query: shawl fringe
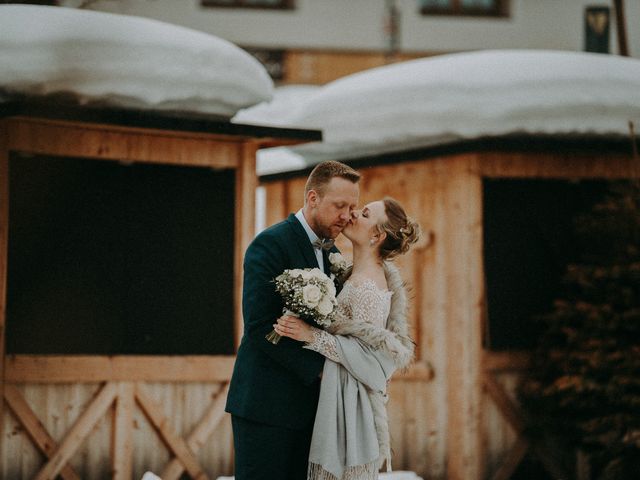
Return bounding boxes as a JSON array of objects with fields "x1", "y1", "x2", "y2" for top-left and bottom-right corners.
[{"x1": 308, "y1": 461, "x2": 378, "y2": 480}]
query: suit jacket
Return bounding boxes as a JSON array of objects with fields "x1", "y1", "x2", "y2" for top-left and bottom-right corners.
[{"x1": 225, "y1": 213, "x2": 338, "y2": 430}]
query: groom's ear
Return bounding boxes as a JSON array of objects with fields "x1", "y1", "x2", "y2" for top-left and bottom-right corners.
[{"x1": 306, "y1": 189, "x2": 319, "y2": 207}]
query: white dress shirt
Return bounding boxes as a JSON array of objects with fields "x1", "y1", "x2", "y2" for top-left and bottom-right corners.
[{"x1": 295, "y1": 209, "x2": 325, "y2": 273}]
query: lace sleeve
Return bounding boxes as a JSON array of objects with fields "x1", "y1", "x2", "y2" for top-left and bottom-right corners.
[
  {"x1": 303, "y1": 328, "x2": 341, "y2": 363},
  {"x1": 348, "y1": 280, "x2": 392, "y2": 328}
]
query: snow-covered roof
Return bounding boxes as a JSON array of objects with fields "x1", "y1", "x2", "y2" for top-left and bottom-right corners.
[
  {"x1": 0, "y1": 5, "x2": 273, "y2": 118},
  {"x1": 232, "y1": 85, "x2": 319, "y2": 175},
  {"x1": 235, "y1": 50, "x2": 640, "y2": 176}
]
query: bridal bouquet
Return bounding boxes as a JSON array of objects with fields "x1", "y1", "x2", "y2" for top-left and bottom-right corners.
[{"x1": 265, "y1": 267, "x2": 338, "y2": 345}]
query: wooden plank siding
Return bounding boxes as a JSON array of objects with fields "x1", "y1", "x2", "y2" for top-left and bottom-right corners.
[
  {"x1": 283, "y1": 49, "x2": 434, "y2": 85},
  {"x1": 259, "y1": 148, "x2": 638, "y2": 479},
  {"x1": 0, "y1": 111, "x2": 318, "y2": 479},
  {"x1": 5, "y1": 117, "x2": 243, "y2": 169},
  {"x1": 1, "y1": 381, "x2": 233, "y2": 479}
]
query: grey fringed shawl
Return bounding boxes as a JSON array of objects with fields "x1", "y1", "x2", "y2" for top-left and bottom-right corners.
[{"x1": 308, "y1": 262, "x2": 414, "y2": 480}]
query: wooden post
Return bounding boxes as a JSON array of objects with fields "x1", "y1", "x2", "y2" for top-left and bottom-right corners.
[
  {"x1": 3, "y1": 385, "x2": 81, "y2": 480},
  {"x1": 444, "y1": 155, "x2": 484, "y2": 480},
  {"x1": 112, "y1": 382, "x2": 135, "y2": 480},
  {"x1": 34, "y1": 382, "x2": 118, "y2": 480},
  {"x1": 613, "y1": 0, "x2": 629, "y2": 56},
  {"x1": 234, "y1": 141, "x2": 258, "y2": 350},
  {"x1": 0, "y1": 120, "x2": 8, "y2": 459}
]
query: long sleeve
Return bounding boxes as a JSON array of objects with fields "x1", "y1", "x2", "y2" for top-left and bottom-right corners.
[{"x1": 304, "y1": 327, "x2": 341, "y2": 362}]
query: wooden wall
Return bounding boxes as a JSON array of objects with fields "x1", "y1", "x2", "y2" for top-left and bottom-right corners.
[
  {"x1": 281, "y1": 49, "x2": 433, "y2": 85},
  {"x1": 0, "y1": 115, "x2": 267, "y2": 480},
  {"x1": 262, "y1": 155, "x2": 484, "y2": 479},
  {"x1": 1, "y1": 379, "x2": 233, "y2": 479},
  {"x1": 260, "y1": 149, "x2": 639, "y2": 480}
]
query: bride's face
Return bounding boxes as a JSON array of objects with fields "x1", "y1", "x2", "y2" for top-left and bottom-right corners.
[{"x1": 343, "y1": 200, "x2": 387, "y2": 246}]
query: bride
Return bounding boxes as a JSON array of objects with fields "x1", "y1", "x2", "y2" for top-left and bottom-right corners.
[{"x1": 274, "y1": 196, "x2": 420, "y2": 480}]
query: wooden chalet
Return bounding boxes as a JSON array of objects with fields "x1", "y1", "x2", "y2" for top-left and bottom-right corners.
[
  {"x1": 0, "y1": 99, "x2": 320, "y2": 479},
  {"x1": 259, "y1": 134, "x2": 640, "y2": 480}
]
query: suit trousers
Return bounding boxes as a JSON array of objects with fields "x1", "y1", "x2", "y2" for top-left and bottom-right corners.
[{"x1": 232, "y1": 414, "x2": 314, "y2": 480}]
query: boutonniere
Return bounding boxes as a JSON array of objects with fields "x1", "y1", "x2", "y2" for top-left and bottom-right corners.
[{"x1": 328, "y1": 252, "x2": 351, "y2": 287}]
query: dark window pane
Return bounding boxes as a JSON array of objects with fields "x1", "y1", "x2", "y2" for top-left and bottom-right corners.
[
  {"x1": 483, "y1": 179, "x2": 608, "y2": 350},
  {"x1": 7, "y1": 154, "x2": 235, "y2": 355}
]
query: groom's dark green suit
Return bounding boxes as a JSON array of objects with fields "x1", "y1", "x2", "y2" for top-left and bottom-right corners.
[{"x1": 225, "y1": 213, "x2": 337, "y2": 480}]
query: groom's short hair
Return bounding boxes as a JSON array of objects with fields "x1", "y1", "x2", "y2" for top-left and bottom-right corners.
[{"x1": 304, "y1": 161, "x2": 360, "y2": 198}]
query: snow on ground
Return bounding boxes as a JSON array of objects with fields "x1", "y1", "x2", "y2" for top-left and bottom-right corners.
[
  {"x1": 212, "y1": 473, "x2": 423, "y2": 480},
  {"x1": 235, "y1": 50, "x2": 640, "y2": 175},
  {"x1": 143, "y1": 471, "x2": 424, "y2": 480},
  {"x1": 0, "y1": 5, "x2": 273, "y2": 117}
]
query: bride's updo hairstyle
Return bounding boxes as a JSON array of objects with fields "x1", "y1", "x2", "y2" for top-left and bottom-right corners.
[{"x1": 377, "y1": 197, "x2": 420, "y2": 261}]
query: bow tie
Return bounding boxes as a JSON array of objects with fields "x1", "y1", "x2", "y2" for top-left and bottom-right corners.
[{"x1": 312, "y1": 238, "x2": 335, "y2": 251}]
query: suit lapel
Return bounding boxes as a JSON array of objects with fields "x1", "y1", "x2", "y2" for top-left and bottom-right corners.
[
  {"x1": 322, "y1": 249, "x2": 331, "y2": 274},
  {"x1": 286, "y1": 214, "x2": 320, "y2": 269}
]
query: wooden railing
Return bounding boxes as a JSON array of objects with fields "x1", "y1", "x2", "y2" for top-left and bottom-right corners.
[{"x1": 3, "y1": 356, "x2": 234, "y2": 480}]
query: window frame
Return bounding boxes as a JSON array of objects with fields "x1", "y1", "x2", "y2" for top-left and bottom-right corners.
[
  {"x1": 201, "y1": 0, "x2": 294, "y2": 10},
  {"x1": 420, "y1": 0, "x2": 509, "y2": 18}
]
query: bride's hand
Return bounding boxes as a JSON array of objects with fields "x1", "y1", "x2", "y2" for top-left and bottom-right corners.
[{"x1": 274, "y1": 315, "x2": 314, "y2": 343}]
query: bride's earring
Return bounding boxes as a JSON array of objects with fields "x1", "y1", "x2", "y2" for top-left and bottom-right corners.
[{"x1": 369, "y1": 238, "x2": 376, "y2": 246}]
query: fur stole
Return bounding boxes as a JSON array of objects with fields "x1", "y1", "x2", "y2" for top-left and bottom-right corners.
[{"x1": 327, "y1": 261, "x2": 415, "y2": 370}]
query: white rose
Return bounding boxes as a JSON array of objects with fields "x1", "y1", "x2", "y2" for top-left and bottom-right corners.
[
  {"x1": 289, "y1": 269, "x2": 303, "y2": 278},
  {"x1": 300, "y1": 270, "x2": 312, "y2": 281},
  {"x1": 329, "y1": 252, "x2": 347, "y2": 270},
  {"x1": 329, "y1": 252, "x2": 343, "y2": 264},
  {"x1": 302, "y1": 284, "x2": 322, "y2": 307},
  {"x1": 317, "y1": 296, "x2": 334, "y2": 316},
  {"x1": 309, "y1": 268, "x2": 324, "y2": 279}
]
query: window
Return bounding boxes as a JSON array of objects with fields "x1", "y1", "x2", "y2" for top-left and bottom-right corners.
[
  {"x1": 420, "y1": 0, "x2": 508, "y2": 17},
  {"x1": 7, "y1": 154, "x2": 236, "y2": 355},
  {"x1": 243, "y1": 47, "x2": 286, "y2": 82},
  {"x1": 0, "y1": 0, "x2": 57, "y2": 4},
  {"x1": 201, "y1": 0, "x2": 294, "y2": 10},
  {"x1": 482, "y1": 179, "x2": 609, "y2": 350}
]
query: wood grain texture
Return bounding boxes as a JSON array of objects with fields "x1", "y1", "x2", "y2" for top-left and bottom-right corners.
[
  {"x1": 34, "y1": 382, "x2": 117, "y2": 480},
  {"x1": 5, "y1": 356, "x2": 235, "y2": 383},
  {"x1": 6, "y1": 118, "x2": 242, "y2": 168}
]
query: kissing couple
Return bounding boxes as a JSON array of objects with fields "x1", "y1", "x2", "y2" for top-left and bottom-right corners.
[{"x1": 226, "y1": 160, "x2": 420, "y2": 480}]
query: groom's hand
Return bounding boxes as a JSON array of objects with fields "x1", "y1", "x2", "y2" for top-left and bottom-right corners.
[{"x1": 274, "y1": 315, "x2": 315, "y2": 343}]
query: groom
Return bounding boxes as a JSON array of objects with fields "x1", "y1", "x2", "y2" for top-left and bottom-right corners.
[{"x1": 226, "y1": 160, "x2": 360, "y2": 480}]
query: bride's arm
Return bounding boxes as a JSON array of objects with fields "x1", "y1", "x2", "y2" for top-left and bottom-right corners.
[
  {"x1": 275, "y1": 283, "x2": 389, "y2": 363},
  {"x1": 273, "y1": 314, "x2": 342, "y2": 363}
]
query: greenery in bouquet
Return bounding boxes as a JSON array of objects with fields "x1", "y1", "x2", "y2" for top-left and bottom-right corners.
[{"x1": 265, "y1": 267, "x2": 339, "y2": 345}]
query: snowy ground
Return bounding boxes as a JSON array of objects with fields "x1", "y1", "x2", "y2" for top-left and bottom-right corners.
[{"x1": 143, "y1": 472, "x2": 424, "y2": 480}]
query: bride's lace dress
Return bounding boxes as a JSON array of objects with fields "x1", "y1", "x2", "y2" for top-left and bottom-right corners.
[{"x1": 303, "y1": 278, "x2": 392, "y2": 480}]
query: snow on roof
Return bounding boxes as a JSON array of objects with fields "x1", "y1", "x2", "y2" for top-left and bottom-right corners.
[
  {"x1": 233, "y1": 84, "x2": 319, "y2": 127},
  {"x1": 232, "y1": 85, "x2": 319, "y2": 175},
  {"x1": 243, "y1": 50, "x2": 640, "y2": 176},
  {"x1": 0, "y1": 5, "x2": 273, "y2": 117}
]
